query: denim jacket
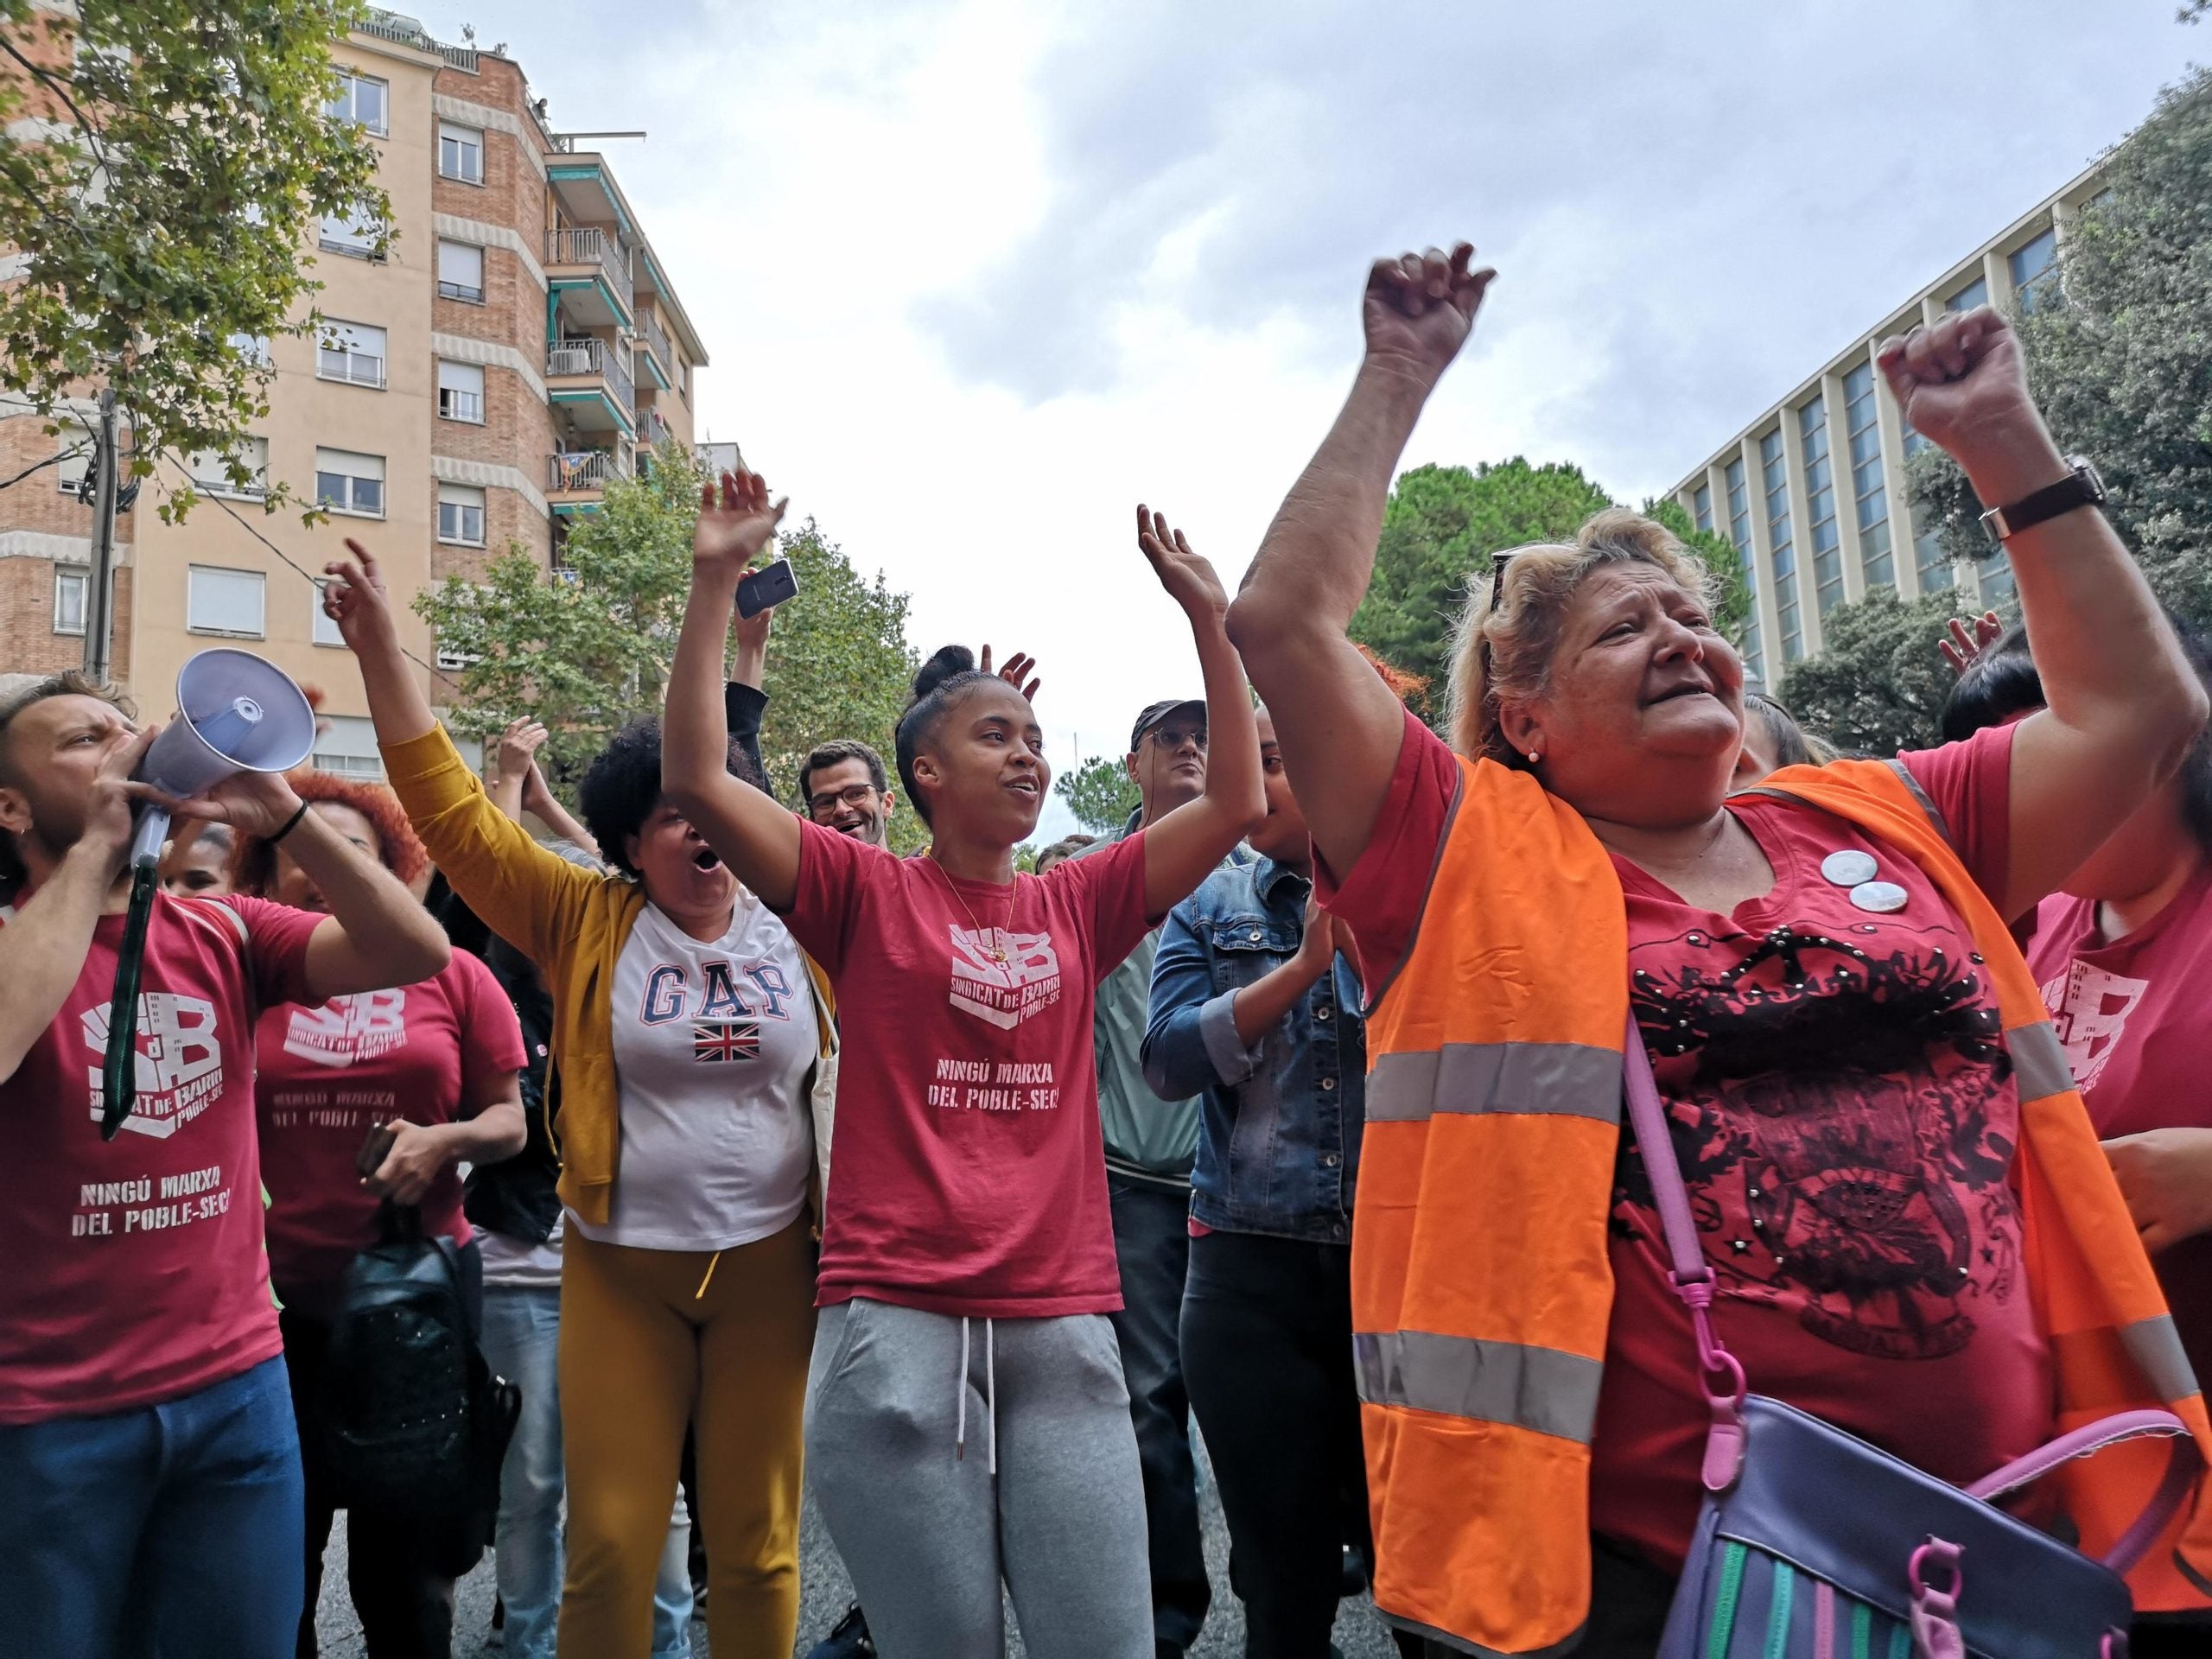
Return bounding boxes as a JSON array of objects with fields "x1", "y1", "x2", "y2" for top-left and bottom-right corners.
[{"x1": 1141, "y1": 855, "x2": 1367, "y2": 1243}]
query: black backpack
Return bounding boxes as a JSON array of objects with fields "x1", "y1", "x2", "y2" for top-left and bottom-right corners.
[{"x1": 321, "y1": 1205, "x2": 520, "y2": 1576}]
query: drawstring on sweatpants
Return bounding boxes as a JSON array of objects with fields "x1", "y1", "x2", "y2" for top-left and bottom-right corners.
[
  {"x1": 954, "y1": 1315, "x2": 998, "y2": 1474},
  {"x1": 694, "y1": 1249, "x2": 724, "y2": 1300}
]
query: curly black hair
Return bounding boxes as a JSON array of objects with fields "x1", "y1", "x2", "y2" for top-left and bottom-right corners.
[{"x1": 577, "y1": 715, "x2": 766, "y2": 877}]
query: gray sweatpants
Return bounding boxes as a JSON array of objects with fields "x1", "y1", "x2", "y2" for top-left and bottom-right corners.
[{"x1": 804, "y1": 1297, "x2": 1154, "y2": 1659}]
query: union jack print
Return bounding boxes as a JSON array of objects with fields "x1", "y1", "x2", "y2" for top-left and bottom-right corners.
[{"x1": 692, "y1": 1020, "x2": 760, "y2": 1063}]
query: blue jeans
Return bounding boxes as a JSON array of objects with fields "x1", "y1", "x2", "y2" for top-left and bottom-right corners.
[
  {"x1": 0, "y1": 1355, "x2": 305, "y2": 1659},
  {"x1": 478, "y1": 1281, "x2": 695, "y2": 1659},
  {"x1": 1107, "y1": 1177, "x2": 1211, "y2": 1649}
]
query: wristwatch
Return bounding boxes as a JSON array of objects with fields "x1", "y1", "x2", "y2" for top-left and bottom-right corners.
[{"x1": 1979, "y1": 456, "x2": 2106, "y2": 545}]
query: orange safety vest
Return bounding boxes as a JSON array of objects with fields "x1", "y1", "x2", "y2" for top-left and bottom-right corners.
[{"x1": 1352, "y1": 753, "x2": 2212, "y2": 1655}]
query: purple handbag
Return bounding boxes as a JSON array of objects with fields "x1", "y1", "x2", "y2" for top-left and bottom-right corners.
[{"x1": 1624, "y1": 1019, "x2": 2200, "y2": 1659}]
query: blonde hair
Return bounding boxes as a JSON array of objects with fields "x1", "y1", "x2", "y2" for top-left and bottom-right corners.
[{"x1": 1444, "y1": 508, "x2": 1717, "y2": 762}]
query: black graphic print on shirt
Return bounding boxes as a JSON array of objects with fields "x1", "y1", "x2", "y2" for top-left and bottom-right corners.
[{"x1": 1618, "y1": 920, "x2": 2024, "y2": 1361}]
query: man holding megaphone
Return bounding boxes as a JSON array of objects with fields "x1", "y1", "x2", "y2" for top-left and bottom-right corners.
[{"x1": 0, "y1": 669, "x2": 451, "y2": 1659}]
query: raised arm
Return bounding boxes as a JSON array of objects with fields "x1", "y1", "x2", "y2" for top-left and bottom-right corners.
[
  {"x1": 725, "y1": 571, "x2": 773, "y2": 788},
  {"x1": 157, "y1": 769, "x2": 449, "y2": 1000},
  {"x1": 321, "y1": 539, "x2": 595, "y2": 964},
  {"x1": 662, "y1": 470, "x2": 804, "y2": 911},
  {"x1": 521, "y1": 763, "x2": 598, "y2": 857},
  {"x1": 1224, "y1": 245, "x2": 1493, "y2": 880},
  {"x1": 487, "y1": 718, "x2": 540, "y2": 824},
  {"x1": 1131, "y1": 509, "x2": 1268, "y2": 918},
  {"x1": 1879, "y1": 308, "x2": 2209, "y2": 919}
]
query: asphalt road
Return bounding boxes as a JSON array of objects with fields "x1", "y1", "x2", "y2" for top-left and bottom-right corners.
[{"x1": 311, "y1": 1442, "x2": 1404, "y2": 1657}]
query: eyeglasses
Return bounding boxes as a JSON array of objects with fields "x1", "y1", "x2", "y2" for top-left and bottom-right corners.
[
  {"x1": 1143, "y1": 725, "x2": 1208, "y2": 753},
  {"x1": 1488, "y1": 550, "x2": 1516, "y2": 612},
  {"x1": 807, "y1": 783, "x2": 880, "y2": 819}
]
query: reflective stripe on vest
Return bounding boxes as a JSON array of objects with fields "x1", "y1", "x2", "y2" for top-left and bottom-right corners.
[
  {"x1": 1365, "y1": 1042, "x2": 1623, "y2": 1124},
  {"x1": 1355, "y1": 1330, "x2": 1605, "y2": 1444},
  {"x1": 2008, "y1": 1019, "x2": 2075, "y2": 1105}
]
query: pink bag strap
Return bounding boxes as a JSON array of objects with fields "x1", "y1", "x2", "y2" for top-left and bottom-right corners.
[
  {"x1": 1622, "y1": 1015, "x2": 1746, "y2": 1489},
  {"x1": 1965, "y1": 1408, "x2": 2202, "y2": 1576}
]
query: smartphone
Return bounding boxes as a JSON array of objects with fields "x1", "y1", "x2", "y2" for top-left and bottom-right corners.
[
  {"x1": 737, "y1": 558, "x2": 799, "y2": 620},
  {"x1": 355, "y1": 1121, "x2": 399, "y2": 1180}
]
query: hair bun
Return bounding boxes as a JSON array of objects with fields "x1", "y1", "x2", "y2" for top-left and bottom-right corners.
[{"x1": 910, "y1": 645, "x2": 977, "y2": 705}]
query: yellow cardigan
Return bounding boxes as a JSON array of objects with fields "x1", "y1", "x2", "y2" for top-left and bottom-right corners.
[{"x1": 381, "y1": 724, "x2": 839, "y2": 1230}]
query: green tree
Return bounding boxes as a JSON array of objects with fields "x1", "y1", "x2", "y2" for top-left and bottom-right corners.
[
  {"x1": 1054, "y1": 753, "x2": 1140, "y2": 833},
  {"x1": 1351, "y1": 460, "x2": 1611, "y2": 699},
  {"x1": 0, "y1": 1, "x2": 387, "y2": 511},
  {"x1": 753, "y1": 518, "x2": 922, "y2": 851},
  {"x1": 1777, "y1": 589, "x2": 1975, "y2": 755},
  {"x1": 1907, "y1": 65, "x2": 2212, "y2": 626},
  {"x1": 1349, "y1": 459, "x2": 1756, "y2": 712}
]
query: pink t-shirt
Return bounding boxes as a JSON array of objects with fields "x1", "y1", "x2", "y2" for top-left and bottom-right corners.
[
  {"x1": 2026, "y1": 863, "x2": 2212, "y2": 1399},
  {"x1": 781, "y1": 819, "x2": 1153, "y2": 1318},
  {"x1": 0, "y1": 892, "x2": 320, "y2": 1425},
  {"x1": 257, "y1": 948, "x2": 527, "y2": 1294},
  {"x1": 1325, "y1": 711, "x2": 2056, "y2": 1569}
]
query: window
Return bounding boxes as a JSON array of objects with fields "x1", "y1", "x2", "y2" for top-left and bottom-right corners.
[
  {"x1": 228, "y1": 331, "x2": 271, "y2": 368},
  {"x1": 1760, "y1": 429, "x2": 1802, "y2": 664},
  {"x1": 1977, "y1": 550, "x2": 2018, "y2": 612},
  {"x1": 1798, "y1": 397, "x2": 1842, "y2": 618},
  {"x1": 1691, "y1": 482, "x2": 1713, "y2": 533},
  {"x1": 1916, "y1": 524, "x2": 1953, "y2": 593},
  {"x1": 1842, "y1": 362, "x2": 1892, "y2": 594},
  {"x1": 316, "y1": 320, "x2": 386, "y2": 388},
  {"x1": 2008, "y1": 228, "x2": 2058, "y2": 314},
  {"x1": 188, "y1": 435, "x2": 269, "y2": 499},
  {"x1": 437, "y1": 359, "x2": 486, "y2": 423},
  {"x1": 1723, "y1": 456, "x2": 1763, "y2": 683},
  {"x1": 320, "y1": 205, "x2": 384, "y2": 257},
  {"x1": 54, "y1": 569, "x2": 87, "y2": 636},
  {"x1": 437, "y1": 483, "x2": 486, "y2": 546},
  {"x1": 438, "y1": 123, "x2": 484, "y2": 184},
  {"x1": 437, "y1": 239, "x2": 485, "y2": 303},
  {"x1": 325, "y1": 71, "x2": 388, "y2": 136},
  {"x1": 1946, "y1": 274, "x2": 1989, "y2": 313},
  {"x1": 187, "y1": 566, "x2": 266, "y2": 638},
  {"x1": 315, "y1": 448, "x2": 385, "y2": 517},
  {"x1": 312, "y1": 714, "x2": 385, "y2": 779},
  {"x1": 54, "y1": 422, "x2": 92, "y2": 493},
  {"x1": 312, "y1": 581, "x2": 346, "y2": 646}
]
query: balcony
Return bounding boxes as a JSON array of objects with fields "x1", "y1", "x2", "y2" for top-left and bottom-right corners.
[
  {"x1": 544, "y1": 336, "x2": 634, "y2": 433},
  {"x1": 639, "y1": 405, "x2": 672, "y2": 451},
  {"x1": 547, "y1": 448, "x2": 627, "y2": 510},
  {"x1": 635, "y1": 310, "x2": 674, "y2": 391},
  {"x1": 545, "y1": 227, "x2": 632, "y2": 328}
]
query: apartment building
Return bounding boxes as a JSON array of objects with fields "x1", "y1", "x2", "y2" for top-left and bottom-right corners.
[
  {"x1": 1668, "y1": 158, "x2": 2107, "y2": 688},
  {"x1": 0, "y1": 8, "x2": 710, "y2": 777}
]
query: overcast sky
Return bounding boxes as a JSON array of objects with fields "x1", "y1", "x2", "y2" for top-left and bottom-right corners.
[{"x1": 429, "y1": 0, "x2": 2203, "y2": 839}]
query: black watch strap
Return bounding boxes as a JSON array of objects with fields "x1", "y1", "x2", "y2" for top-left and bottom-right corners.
[{"x1": 1980, "y1": 456, "x2": 2106, "y2": 544}]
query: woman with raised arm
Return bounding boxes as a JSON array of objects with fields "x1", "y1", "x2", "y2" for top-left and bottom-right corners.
[
  {"x1": 1224, "y1": 247, "x2": 2212, "y2": 1655},
  {"x1": 318, "y1": 539, "x2": 838, "y2": 1659},
  {"x1": 661, "y1": 471, "x2": 1264, "y2": 1659}
]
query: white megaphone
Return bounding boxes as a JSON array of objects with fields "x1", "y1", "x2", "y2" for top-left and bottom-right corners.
[{"x1": 126, "y1": 648, "x2": 318, "y2": 869}]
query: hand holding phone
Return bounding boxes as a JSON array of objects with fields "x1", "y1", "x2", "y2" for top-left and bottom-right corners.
[{"x1": 737, "y1": 558, "x2": 799, "y2": 620}]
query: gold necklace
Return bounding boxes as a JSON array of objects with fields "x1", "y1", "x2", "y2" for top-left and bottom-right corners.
[{"x1": 926, "y1": 850, "x2": 1017, "y2": 965}]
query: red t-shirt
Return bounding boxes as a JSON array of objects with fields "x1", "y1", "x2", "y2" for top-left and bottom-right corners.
[
  {"x1": 257, "y1": 948, "x2": 527, "y2": 1294},
  {"x1": 0, "y1": 891, "x2": 321, "y2": 1425},
  {"x1": 2026, "y1": 863, "x2": 2212, "y2": 1399},
  {"x1": 781, "y1": 820, "x2": 1153, "y2": 1317},
  {"x1": 1325, "y1": 711, "x2": 2056, "y2": 1569}
]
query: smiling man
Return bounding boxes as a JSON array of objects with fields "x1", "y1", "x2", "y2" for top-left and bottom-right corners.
[{"x1": 798, "y1": 740, "x2": 898, "y2": 849}]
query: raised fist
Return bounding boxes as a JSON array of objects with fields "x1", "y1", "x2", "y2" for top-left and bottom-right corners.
[
  {"x1": 1362, "y1": 244, "x2": 1495, "y2": 382},
  {"x1": 1875, "y1": 308, "x2": 2042, "y2": 470}
]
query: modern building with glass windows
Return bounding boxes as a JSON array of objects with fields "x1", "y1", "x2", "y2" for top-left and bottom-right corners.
[{"x1": 1669, "y1": 159, "x2": 2097, "y2": 687}]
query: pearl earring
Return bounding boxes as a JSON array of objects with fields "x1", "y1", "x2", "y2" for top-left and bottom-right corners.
[{"x1": 1527, "y1": 751, "x2": 1541, "y2": 766}]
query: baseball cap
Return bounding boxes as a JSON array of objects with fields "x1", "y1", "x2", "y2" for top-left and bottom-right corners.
[{"x1": 1128, "y1": 698, "x2": 1207, "y2": 753}]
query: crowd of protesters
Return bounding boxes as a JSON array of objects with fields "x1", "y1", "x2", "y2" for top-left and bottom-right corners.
[{"x1": 3, "y1": 240, "x2": 2212, "y2": 1659}]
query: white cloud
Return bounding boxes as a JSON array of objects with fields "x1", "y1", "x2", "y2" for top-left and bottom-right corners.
[{"x1": 434, "y1": 0, "x2": 2202, "y2": 836}]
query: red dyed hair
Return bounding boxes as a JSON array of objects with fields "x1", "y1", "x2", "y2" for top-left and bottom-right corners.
[
  {"x1": 231, "y1": 769, "x2": 428, "y2": 894},
  {"x1": 1356, "y1": 642, "x2": 1428, "y2": 704}
]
